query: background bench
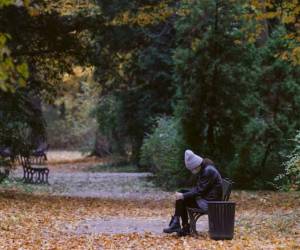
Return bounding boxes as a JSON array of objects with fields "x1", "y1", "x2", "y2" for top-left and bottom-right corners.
[{"x1": 18, "y1": 152, "x2": 49, "y2": 185}]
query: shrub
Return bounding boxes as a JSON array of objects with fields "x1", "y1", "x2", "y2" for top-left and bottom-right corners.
[
  {"x1": 94, "y1": 94, "x2": 127, "y2": 155},
  {"x1": 275, "y1": 132, "x2": 300, "y2": 191},
  {"x1": 140, "y1": 117, "x2": 188, "y2": 190}
]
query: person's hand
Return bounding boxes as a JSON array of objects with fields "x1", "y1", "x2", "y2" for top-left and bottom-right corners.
[{"x1": 175, "y1": 192, "x2": 184, "y2": 200}]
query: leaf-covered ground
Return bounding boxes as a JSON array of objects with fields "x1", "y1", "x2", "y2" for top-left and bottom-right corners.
[
  {"x1": 0, "y1": 155, "x2": 299, "y2": 249},
  {"x1": 0, "y1": 191, "x2": 299, "y2": 249}
]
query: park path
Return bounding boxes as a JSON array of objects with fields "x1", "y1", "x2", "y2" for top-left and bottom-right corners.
[
  {"x1": 11, "y1": 161, "x2": 171, "y2": 200},
  {"x1": 10, "y1": 152, "x2": 208, "y2": 235},
  {"x1": 50, "y1": 171, "x2": 171, "y2": 200}
]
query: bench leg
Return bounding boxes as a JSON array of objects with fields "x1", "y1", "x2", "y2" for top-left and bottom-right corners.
[
  {"x1": 187, "y1": 209, "x2": 205, "y2": 235},
  {"x1": 187, "y1": 210, "x2": 197, "y2": 234},
  {"x1": 45, "y1": 169, "x2": 49, "y2": 184}
]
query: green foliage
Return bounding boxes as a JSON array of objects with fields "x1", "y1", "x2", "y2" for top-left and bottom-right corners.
[
  {"x1": 0, "y1": 90, "x2": 45, "y2": 154},
  {"x1": 92, "y1": 0, "x2": 175, "y2": 162},
  {"x1": 140, "y1": 117, "x2": 188, "y2": 189},
  {"x1": 230, "y1": 28, "x2": 300, "y2": 189},
  {"x1": 45, "y1": 110, "x2": 96, "y2": 151},
  {"x1": 173, "y1": 0, "x2": 258, "y2": 174},
  {"x1": 275, "y1": 131, "x2": 300, "y2": 191},
  {"x1": 45, "y1": 80, "x2": 98, "y2": 151},
  {"x1": 0, "y1": 176, "x2": 50, "y2": 193},
  {"x1": 0, "y1": 2, "x2": 94, "y2": 98},
  {"x1": 0, "y1": 1, "x2": 93, "y2": 154},
  {"x1": 0, "y1": 31, "x2": 28, "y2": 92},
  {"x1": 96, "y1": 95, "x2": 122, "y2": 140},
  {"x1": 95, "y1": 94, "x2": 126, "y2": 155},
  {"x1": 0, "y1": 0, "x2": 299, "y2": 192},
  {"x1": 0, "y1": 0, "x2": 12, "y2": 8},
  {"x1": 172, "y1": 2, "x2": 300, "y2": 189},
  {"x1": 247, "y1": 0, "x2": 300, "y2": 65}
]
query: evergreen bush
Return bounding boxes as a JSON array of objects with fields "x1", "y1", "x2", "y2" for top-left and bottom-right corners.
[
  {"x1": 275, "y1": 132, "x2": 300, "y2": 191},
  {"x1": 140, "y1": 117, "x2": 188, "y2": 189}
]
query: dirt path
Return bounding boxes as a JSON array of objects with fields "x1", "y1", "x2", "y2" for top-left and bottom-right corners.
[
  {"x1": 66, "y1": 216, "x2": 208, "y2": 235},
  {"x1": 11, "y1": 151, "x2": 171, "y2": 200},
  {"x1": 51, "y1": 171, "x2": 171, "y2": 200},
  {"x1": 11, "y1": 164, "x2": 171, "y2": 200}
]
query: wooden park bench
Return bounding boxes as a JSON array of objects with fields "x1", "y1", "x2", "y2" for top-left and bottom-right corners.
[
  {"x1": 18, "y1": 150, "x2": 49, "y2": 185},
  {"x1": 187, "y1": 178, "x2": 233, "y2": 234}
]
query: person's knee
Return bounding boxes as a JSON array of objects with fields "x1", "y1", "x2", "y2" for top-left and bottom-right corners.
[
  {"x1": 176, "y1": 199, "x2": 184, "y2": 207},
  {"x1": 197, "y1": 199, "x2": 208, "y2": 213}
]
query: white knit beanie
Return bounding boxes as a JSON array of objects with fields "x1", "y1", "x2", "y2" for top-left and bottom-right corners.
[{"x1": 184, "y1": 150, "x2": 203, "y2": 171}]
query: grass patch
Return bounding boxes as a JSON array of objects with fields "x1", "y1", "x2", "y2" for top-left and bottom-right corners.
[{"x1": 0, "y1": 177, "x2": 50, "y2": 194}]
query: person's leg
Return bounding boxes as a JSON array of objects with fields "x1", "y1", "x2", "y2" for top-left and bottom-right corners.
[
  {"x1": 163, "y1": 200, "x2": 183, "y2": 233},
  {"x1": 196, "y1": 199, "x2": 208, "y2": 214},
  {"x1": 174, "y1": 199, "x2": 185, "y2": 219},
  {"x1": 176, "y1": 197, "x2": 198, "y2": 225},
  {"x1": 163, "y1": 191, "x2": 199, "y2": 234},
  {"x1": 177, "y1": 198, "x2": 199, "y2": 236},
  {"x1": 173, "y1": 189, "x2": 194, "y2": 222}
]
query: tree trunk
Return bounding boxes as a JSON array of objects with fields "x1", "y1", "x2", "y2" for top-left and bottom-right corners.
[
  {"x1": 91, "y1": 130, "x2": 112, "y2": 157},
  {"x1": 256, "y1": 0, "x2": 269, "y2": 47},
  {"x1": 28, "y1": 95, "x2": 47, "y2": 148}
]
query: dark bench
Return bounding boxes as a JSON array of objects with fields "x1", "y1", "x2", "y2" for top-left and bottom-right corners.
[
  {"x1": 18, "y1": 152, "x2": 49, "y2": 185},
  {"x1": 187, "y1": 178, "x2": 233, "y2": 234}
]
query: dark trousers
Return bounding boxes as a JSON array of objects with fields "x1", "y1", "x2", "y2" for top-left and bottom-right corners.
[{"x1": 174, "y1": 189, "x2": 199, "y2": 225}]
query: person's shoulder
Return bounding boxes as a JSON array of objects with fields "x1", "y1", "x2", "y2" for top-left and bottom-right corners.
[{"x1": 204, "y1": 165, "x2": 219, "y2": 175}]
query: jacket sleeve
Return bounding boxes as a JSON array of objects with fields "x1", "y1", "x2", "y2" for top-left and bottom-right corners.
[{"x1": 183, "y1": 167, "x2": 216, "y2": 200}]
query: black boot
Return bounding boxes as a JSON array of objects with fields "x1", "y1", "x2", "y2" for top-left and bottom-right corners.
[
  {"x1": 177, "y1": 224, "x2": 191, "y2": 237},
  {"x1": 163, "y1": 216, "x2": 181, "y2": 233}
]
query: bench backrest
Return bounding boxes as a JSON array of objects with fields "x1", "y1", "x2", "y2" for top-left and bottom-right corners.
[
  {"x1": 17, "y1": 155, "x2": 30, "y2": 167},
  {"x1": 29, "y1": 154, "x2": 47, "y2": 165},
  {"x1": 18, "y1": 154, "x2": 47, "y2": 168},
  {"x1": 222, "y1": 178, "x2": 233, "y2": 201}
]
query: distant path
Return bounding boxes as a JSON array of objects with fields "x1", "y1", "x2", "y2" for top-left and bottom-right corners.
[
  {"x1": 11, "y1": 162, "x2": 171, "y2": 200},
  {"x1": 50, "y1": 171, "x2": 171, "y2": 200}
]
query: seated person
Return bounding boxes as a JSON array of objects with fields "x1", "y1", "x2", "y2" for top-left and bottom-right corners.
[{"x1": 163, "y1": 149, "x2": 222, "y2": 236}]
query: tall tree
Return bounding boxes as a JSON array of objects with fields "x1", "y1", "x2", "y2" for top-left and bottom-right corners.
[
  {"x1": 92, "y1": 0, "x2": 177, "y2": 161},
  {"x1": 231, "y1": 28, "x2": 300, "y2": 188},
  {"x1": 173, "y1": 0, "x2": 258, "y2": 170}
]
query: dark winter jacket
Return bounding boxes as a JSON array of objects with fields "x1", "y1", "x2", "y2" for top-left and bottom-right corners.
[{"x1": 183, "y1": 164, "x2": 222, "y2": 211}]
